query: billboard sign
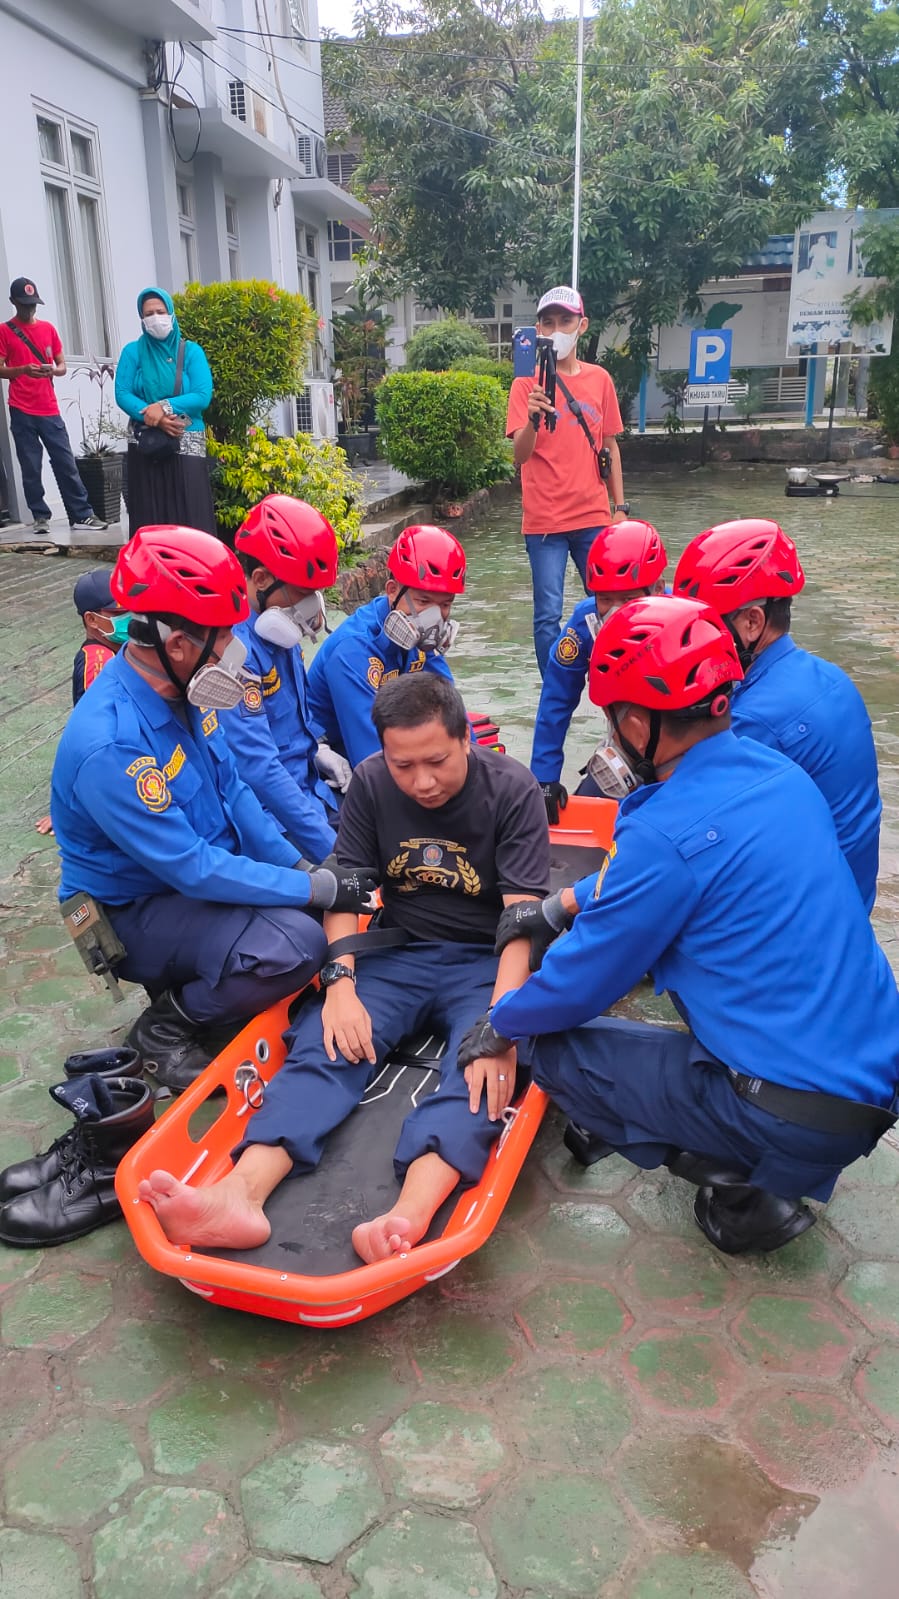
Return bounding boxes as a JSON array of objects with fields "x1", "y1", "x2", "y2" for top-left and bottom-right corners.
[{"x1": 787, "y1": 209, "x2": 894, "y2": 356}]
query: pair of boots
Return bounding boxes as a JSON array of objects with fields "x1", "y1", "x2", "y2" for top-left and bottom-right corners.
[{"x1": 0, "y1": 1051, "x2": 153, "y2": 1248}]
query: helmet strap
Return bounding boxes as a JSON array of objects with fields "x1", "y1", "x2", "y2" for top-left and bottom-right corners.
[
  {"x1": 609, "y1": 705, "x2": 661, "y2": 785},
  {"x1": 726, "y1": 600, "x2": 770, "y2": 671},
  {"x1": 147, "y1": 618, "x2": 216, "y2": 698},
  {"x1": 256, "y1": 577, "x2": 286, "y2": 612},
  {"x1": 389, "y1": 584, "x2": 409, "y2": 611}
]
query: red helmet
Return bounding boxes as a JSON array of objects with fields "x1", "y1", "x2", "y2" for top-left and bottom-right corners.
[
  {"x1": 112, "y1": 525, "x2": 249, "y2": 628},
  {"x1": 674, "y1": 519, "x2": 804, "y2": 614},
  {"x1": 589, "y1": 595, "x2": 743, "y2": 712},
  {"x1": 387, "y1": 525, "x2": 466, "y2": 594},
  {"x1": 234, "y1": 495, "x2": 339, "y2": 589},
  {"x1": 587, "y1": 519, "x2": 667, "y2": 593}
]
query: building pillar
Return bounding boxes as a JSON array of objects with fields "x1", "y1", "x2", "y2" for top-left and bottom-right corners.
[
  {"x1": 193, "y1": 155, "x2": 227, "y2": 283},
  {"x1": 139, "y1": 94, "x2": 180, "y2": 291}
]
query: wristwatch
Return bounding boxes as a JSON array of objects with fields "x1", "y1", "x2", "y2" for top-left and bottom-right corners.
[
  {"x1": 613, "y1": 502, "x2": 630, "y2": 514},
  {"x1": 319, "y1": 961, "x2": 356, "y2": 989}
]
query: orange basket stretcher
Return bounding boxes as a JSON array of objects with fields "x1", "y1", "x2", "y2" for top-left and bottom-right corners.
[{"x1": 116, "y1": 796, "x2": 617, "y2": 1327}]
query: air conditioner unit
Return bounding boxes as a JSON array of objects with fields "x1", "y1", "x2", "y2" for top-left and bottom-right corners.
[
  {"x1": 296, "y1": 381, "x2": 335, "y2": 440},
  {"x1": 297, "y1": 133, "x2": 311, "y2": 173},
  {"x1": 314, "y1": 136, "x2": 326, "y2": 178},
  {"x1": 228, "y1": 80, "x2": 246, "y2": 121}
]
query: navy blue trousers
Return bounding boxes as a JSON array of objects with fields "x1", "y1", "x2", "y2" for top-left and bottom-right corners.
[
  {"x1": 242, "y1": 943, "x2": 504, "y2": 1184},
  {"x1": 530, "y1": 1016, "x2": 877, "y2": 1202},
  {"x1": 109, "y1": 894, "x2": 327, "y2": 1026},
  {"x1": 9, "y1": 407, "x2": 94, "y2": 523}
]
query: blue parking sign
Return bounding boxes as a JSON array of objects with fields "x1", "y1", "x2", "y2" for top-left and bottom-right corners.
[{"x1": 689, "y1": 329, "x2": 733, "y2": 384}]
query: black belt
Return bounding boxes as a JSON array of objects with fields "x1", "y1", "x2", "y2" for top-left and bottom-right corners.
[{"x1": 728, "y1": 1069, "x2": 896, "y2": 1139}]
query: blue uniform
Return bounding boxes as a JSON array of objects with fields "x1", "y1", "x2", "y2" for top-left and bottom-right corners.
[
  {"x1": 219, "y1": 614, "x2": 336, "y2": 864},
  {"x1": 530, "y1": 597, "x2": 594, "y2": 783},
  {"x1": 50, "y1": 651, "x2": 326, "y2": 1024},
  {"x1": 493, "y1": 733, "x2": 899, "y2": 1201},
  {"x1": 730, "y1": 635, "x2": 881, "y2": 911},
  {"x1": 306, "y1": 596, "x2": 454, "y2": 767}
]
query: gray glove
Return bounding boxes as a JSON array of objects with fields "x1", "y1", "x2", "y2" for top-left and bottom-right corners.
[
  {"x1": 307, "y1": 866, "x2": 379, "y2": 913},
  {"x1": 494, "y1": 893, "x2": 573, "y2": 971},
  {"x1": 315, "y1": 744, "x2": 353, "y2": 794}
]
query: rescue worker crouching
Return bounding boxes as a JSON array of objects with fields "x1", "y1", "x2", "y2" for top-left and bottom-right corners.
[
  {"x1": 221, "y1": 493, "x2": 347, "y2": 866},
  {"x1": 462, "y1": 595, "x2": 899, "y2": 1257},
  {"x1": 50, "y1": 525, "x2": 378, "y2": 1105},
  {"x1": 306, "y1": 524, "x2": 466, "y2": 769},
  {"x1": 674, "y1": 518, "x2": 881, "y2": 910},
  {"x1": 530, "y1": 519, "x2": 667, "y2": 821}
]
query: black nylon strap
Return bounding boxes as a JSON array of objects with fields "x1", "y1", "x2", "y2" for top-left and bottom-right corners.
[
  {"x1": 728, "y1": 1069, "x2": 896, "y2": 1138},
  {"x1": 553, "y1": 369, "x2": 610, "y2": 480},
  {"x1": 327, "y1": 927, "x2": 411, "y2": 960},
  {"x1": 173, "y1": 338, "x2": 185, "y2": 398},
  {"x1": 6, "y1": 319, "x2": 51, "y2": 365}
]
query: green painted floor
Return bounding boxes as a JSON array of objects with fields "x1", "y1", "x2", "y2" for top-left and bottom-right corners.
[{"x1": 1, "y1": 483, "x2": 899, "y2": 1598}]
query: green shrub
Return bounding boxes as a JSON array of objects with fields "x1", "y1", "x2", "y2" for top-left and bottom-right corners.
[
  {"x1": 405, "y1": 317, "x2": 490, "y2": 371},
  {"x1": 208, "y1": 431, "x2": 364, "y2": 548},
  {"x1": 451, "y1": 355, "x2": 515, "y2": 392},
  {"x1": 173, "y1": 280, "x2": 316, "y2": 443},
  {"x1": 599, "y1": 345, "x2": 643, "y2": 427},
  {"x1": 868, "y1": 348, "x2": 899, "y2": 440},
  {"x1": 376, "y1": 370, "x2": 511, "y2": 498}
]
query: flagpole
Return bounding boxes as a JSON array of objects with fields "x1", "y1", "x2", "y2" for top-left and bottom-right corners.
[{"x1": 571, "y1": 0, "x2": 585, "y2": 288}]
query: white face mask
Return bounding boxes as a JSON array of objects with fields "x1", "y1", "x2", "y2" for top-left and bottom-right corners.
[
  {"x1": 255, "y1": 591, "x2": 325, "y2": 650},
  {"x1": 142, "y1": 312, "x2": 174, "y2": 340},
  {"x1": 383, "y1": 602, "x2": 458, "y2": 654},
  {"x1": 585, "y1": 602, "x2": 622, "y2": 643},
  {"x1": 186, "y1": 635, "x2": 254, "y2": 710},
  {"x1": 550, "y1": 326, "x2": 580, "y2": 360}
]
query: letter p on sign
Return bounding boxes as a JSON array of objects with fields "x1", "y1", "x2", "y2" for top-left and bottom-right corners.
[{"x1": 689, "y1": 328, "x2": 733, "y2": 384}]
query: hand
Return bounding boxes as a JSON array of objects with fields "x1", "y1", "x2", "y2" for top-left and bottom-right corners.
[
  {"x1": 322, "y1": 984, "x2": 376, "y2": 1065},
  {"x1": 308, "y1": 865, "x2": 379, "y2": 913},
  {"x1": 315, "y1": 744, "x2": 353, "y2": 793},
  {"x1": 494, "y1": 894, "x2": 573, "y2": 971},
  {"x1": 465, "y1": 1045, "x2": 517, "y2": 1121},
  {"x1": 142, "y1": 402, "x2": 165, "y2": 427},
  {"x1": 527, "y1": 383, "x2": 554, "y2": 414},
  {"x1": 610, "y1": 509, "x2": 628, "y2": 525},
  {"x1": 24, "y1": 362, "x2": 48, "y2": 378},
  {"x1": 159, "y1": 413, "x2": 186, "y2": 437},
  {"x1": 540, "y1": 780, "x2": 568, "y2": 825},
  {"x1": 457, "y1": 1011, "x2": 514, "y2": 1073}
]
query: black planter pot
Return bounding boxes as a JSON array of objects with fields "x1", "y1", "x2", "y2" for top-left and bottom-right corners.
[
  {"x1": 339, "y1": 430, "x2": 377, "y2": 466},
  {"x1": 76, "y1": 454, "x2": 123, "y2": 524}
]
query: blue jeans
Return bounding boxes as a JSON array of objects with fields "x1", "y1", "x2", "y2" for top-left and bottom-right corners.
[
  {"x1": 8, "y1": 407, "x2": 94, "y2": 523},
  {"x1": 525, "y1": 526, "x2": 605, "y2": 675}
]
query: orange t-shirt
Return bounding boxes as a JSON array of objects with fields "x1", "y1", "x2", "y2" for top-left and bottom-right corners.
[{"x1": 506, "y1": 362, "x2": 624, "y2": 535}]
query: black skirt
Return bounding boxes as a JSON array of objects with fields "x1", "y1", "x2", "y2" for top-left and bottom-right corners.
[{"x1": 125, "y1": 442, "x2": 217, "y2": 538}]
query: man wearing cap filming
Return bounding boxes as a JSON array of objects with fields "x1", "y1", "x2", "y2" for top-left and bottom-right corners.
[{"x1": 507, "y1": 286, "x2": 628, "y2": 674}]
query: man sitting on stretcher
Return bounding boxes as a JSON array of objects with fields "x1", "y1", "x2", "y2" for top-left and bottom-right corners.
[{"x1": 139, "y1": 673, "x2": 555, "y2": 1262}]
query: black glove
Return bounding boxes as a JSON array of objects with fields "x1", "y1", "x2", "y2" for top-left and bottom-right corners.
[
  {"x1": 541, "y1": 781, "x2": 568, "y2": 825},
  {"x1": 457, "y1": 1011, "x2": 514, "y2": 1073},
  {"x1": 494, "y1": 893, "x2": 574, "y2": 971},
  {"x1": 308, "y1": 866, "x2": 379, "y2": 914}
]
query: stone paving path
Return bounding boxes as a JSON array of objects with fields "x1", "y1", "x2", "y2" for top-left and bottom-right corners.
[{"x1": 2, "y1": 485, "x2": 899, "y2": 1598}]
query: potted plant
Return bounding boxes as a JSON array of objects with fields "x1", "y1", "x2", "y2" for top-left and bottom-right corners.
[
  {"x1": 332, "y1": 304, "x2": 389, "y2": 464},
  {"x1": 69, "y1": 359, "x2": 126, "y2": 523}
]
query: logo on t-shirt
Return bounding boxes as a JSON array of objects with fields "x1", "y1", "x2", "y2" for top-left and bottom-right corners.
[{"x1": 387, "y1": 836, "x2": 481, "y2": 895}]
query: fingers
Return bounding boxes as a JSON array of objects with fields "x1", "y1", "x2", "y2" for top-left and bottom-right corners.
[
  {"x1": 468, "y1": 1060, "x2": 485, "y2": 1116},
  {"x1": 322, "y1": 1020, "x2": 337, "y2": 1063}
]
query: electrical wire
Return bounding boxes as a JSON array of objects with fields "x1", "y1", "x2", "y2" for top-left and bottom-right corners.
[{"x1": 164, "y1": 42, "x2": 203, "y2": 163}]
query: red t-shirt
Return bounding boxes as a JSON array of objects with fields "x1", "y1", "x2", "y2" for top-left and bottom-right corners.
[
  {"x1": 0, "y1": 318, "x2": 62, "y2": 416},
  {"x1": 506, "y1": 361, "x2": 624, "y2": 535}
]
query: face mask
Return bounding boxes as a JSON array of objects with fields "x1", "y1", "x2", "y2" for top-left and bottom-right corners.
[
  {"x1": 142, "y1": 313, "x2": 173, "y2": 340},
  {"x1": 384, "y1": 602, "x2": 458, "y2": 653},
  {"x1": 586, "y1": 740, "x2": 643, "y2": 800},
  {"x1": 255, "y1": 591, "x2": 325, "y2": 650},
  {"x1": 550, "y1": 327, "x2": 579, "y2": 360},
  {"x1": 186, "y1": 635, "x2": 254, "y2": 710},
  {"x1": 585, "y1": 602, "x2": 621, "y2": 643},
  {"x1": 100, "y1": 613, "x2": 133, "y2": 646}
]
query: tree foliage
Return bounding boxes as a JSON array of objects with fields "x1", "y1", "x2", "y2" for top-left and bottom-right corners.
[
  {"x1": 174, "y1": 280, "x2": 316, "y2": 443},
  {"x1": 376, "y1": 368, "x2": 511, "y2": 495},
  {"x1": 405, "y1": 316, "x2": 491, "y2": 368},
  {"x1": 208, "y1": 431, "x2": 365, "y2": 546}
]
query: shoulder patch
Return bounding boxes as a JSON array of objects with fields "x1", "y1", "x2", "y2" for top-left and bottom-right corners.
[
  {"x1": 262, "y1": 671, "x2": 281, "y2": 697},
  {"x1": 367, "y1": 656, "x2": 384, "y2": 689},
  {"x1": 202, "y1": 710, "x2": 218, "y2": 736},
  {"x1": 243, "y1": 681, "x2": 264, "y2": 713},
  {"x1": 592, "y1": 841, "x2": 616, "y2": 899},
  {"x1": 408, "y1": 651, "x2": 426, "y2": 674},
  {"x1": 163, "y1": 743, "x2": 185, "y2": 780},
  {"x1": 126, "y1": 754, "x2": 157, "y2": 777},
  {"x1": 135, "y1": 766, "x2": 170, "y2": 813},
  {"x1": 555, "y1": 630, "x2": 582, "y2": 666}
]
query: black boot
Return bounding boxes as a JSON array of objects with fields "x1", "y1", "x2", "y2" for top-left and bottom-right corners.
[
  {"x1": 127, "y1": 990, "x2": 213, "y2": 1096},
  {"x1": 693, "y1": 1184, "x2": 815, "y2": 1255},
  {"x1": 63, "y1": 1045, "x2": 143, "y2": 1081},
  {"x1": 563, "y1": 1120, "x2": 616, "y2": 1167},
  {"x1": 0, "y1": 1076, "x2": 154, "y2": 1246}
]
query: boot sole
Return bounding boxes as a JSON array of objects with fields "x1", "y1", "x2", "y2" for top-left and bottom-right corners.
[
  {"x1": 0, "y1": 1206, "x2": 122, "y2": 1248},
  {"x1": 694, "y1": 1190, "x2": 816, "y2": 1255}
]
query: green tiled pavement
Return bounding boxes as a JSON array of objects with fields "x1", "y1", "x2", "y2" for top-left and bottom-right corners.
[{"x1": 2, "y1": 472, "x2": 899, "y2": 1598}]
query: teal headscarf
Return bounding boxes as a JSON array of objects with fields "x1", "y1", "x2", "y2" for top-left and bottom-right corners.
[{"x1": 136, "y1": 287, "x2": 183, "y2": 402}]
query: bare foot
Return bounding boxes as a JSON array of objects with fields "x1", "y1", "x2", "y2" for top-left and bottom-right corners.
[
  {"x1": 352, "y1": 1211, "x2": 425, "y2": 1263},
  {"x1": 138, "y1": 1168, "x2": 271, "y2": 1249},
  {"x1": 35, "y1": 815, "x2": 53, "y2": 835}
]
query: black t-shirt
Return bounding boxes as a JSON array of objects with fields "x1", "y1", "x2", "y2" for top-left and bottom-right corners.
[{"x1": 336, "y1": 745, "x2": 551, "y2": 943}]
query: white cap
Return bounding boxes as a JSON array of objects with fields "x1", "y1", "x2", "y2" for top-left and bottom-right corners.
[{"x1": 537, "y1": 285, "x2": 584, "y2": 316}]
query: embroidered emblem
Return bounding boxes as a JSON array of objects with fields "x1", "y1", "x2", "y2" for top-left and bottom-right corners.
[
  {"x1": 423, "y1": 844, "x2": 444, "y2": 866},
  {"x1": 163, "y1": 744, "x2": 185, "y2": 780},
  {"x1": 202, "y1": 710, "x2": 218, "y2": 736},
  {"x1": 367, "y1": 656, "x2": 384, "y2": 689},
  {"x1": 243, "y1": 682, "x2": 264, "y2": 713},
  {"x1": 556, "y1": 630, "x2": 581, "y2": 665},
  {"x1": 126, "y1": 754, "x2": 156, "y2": 777},
  {"x1": 135, "y1": 766, "x2": 170, "y2": 813},
  {"x1": 592, "y1": 841, "x2": 616, "y2": 898}
]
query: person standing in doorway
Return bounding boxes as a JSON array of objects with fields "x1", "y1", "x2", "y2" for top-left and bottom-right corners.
[
  {"x1": 0, "y1": 277, "x2": 107, "y2": 534},
  {"x1": 506, "y1": 286, "x2": 627, "y2": 674}
]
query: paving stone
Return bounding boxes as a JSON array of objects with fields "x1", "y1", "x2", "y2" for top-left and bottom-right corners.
[
  {"x1": 625, "y1": 1550, "x2": 758, "y2": 1599},
  {"x1": 626, "y1": 1172, "x2": 699, "y2": 1236},
  {"x1": 0, "y1": 1052, "x2": 20, "y2": 1085},
  {"x1": 74, "y1": 1317, "x2": 191, "y2": 1405},
  {"x1": 512, "y1": 1365, "x2": 632, "y2": 1465},
  {"x1": 379, "y1": 1400, "x2": 505, "y2": 1506},
  {"x1": 0, "y1": 1348, "x2": 54, "y2": 1446},
  {"x1": 529, "y1": 1199, "x2": 631, "y2": 1264},
  {"x1": 536, "y1": 1124, "x2": 635, "y2": 1195},
  {"x1": 732, "y1": 1294, "x2": 855, "y2": 1376},
  {"x1": 149, "y1": 1376, "x2": 281, "y2": 1475},
  {"x1": 515, "y1": 1278, "x2": 630, "y2": 1354},
  {"x1": 451, "y1": 1226, "x2": 538, "y2": 1287},
  {"x1": 0, "y1": 1240, "x2": 44, "y2": 1289},
  {"x1": 838, "y1": 1144, "x2": 899, "y2": 1187},
  {"x1": 734, "y1": 1222, "x2": 847, "y2": 1287},
  {"x1": 6, "y1": 1413, "x2": 143, "y2": 1527},
  {"x1": 2, "y1": 1269, "x2": 112, "y2": 1348},
  {"x1": 853, "y1": 1343, "x2": 899, "y2": 1429},
  {"x1": 346, "y1": 1508, "x2": 497, "y2": 1599},
  {"x1": 192, "y1": 1303, "x2": 303, "y2": 1376},
  {"x1": 751, "y1": 1455, "x2": 899, "y2": 1597},
  {"x1": 25, "y1": 976, "x2": 88, "y2": 1007},
  {"x1": 14, "y1": 923, "x2": 70, "y2": 953},
  {"x1": 625, "y1": 1328, "x2": 742, "y2": 1413},
  {"x1": 623, "y1": 1237, "x2": 732, "y2": 1319},
  {"x1": 486, "y1": 1467, "x2": 632, "y2": 1596},
  {"x1": 213, "y1": 1557, "x2": 323, "y2": 1599},
  {"x1": 241, "y1": 1439, "x2": 384, "y2": 1563},
  {"x1": 0, "y1": 1527, "x2": 82, "y2": 1599},
  {"x1": 93, "y1": 1485, "x2": 245, "y2": 1599},
  {"x1": 0, "y1": 1127, "x2": 34, "y2": 1168},
  {"x1": 282, "y1": 1345, "x2": 411, "y2": 1437},
  {"x1": 837, "y1": 1260, "x2": 899, "y2": 1336},
  {"x1": 402, "y1": 1307, "x2": 520, "y2": 1385},
  {"x1": 824, "y1": 1188, "x2": 899, "y2": 1258},
  {"x1": 735, "y1": 1388, "x2": 875, "y2": 1491}
]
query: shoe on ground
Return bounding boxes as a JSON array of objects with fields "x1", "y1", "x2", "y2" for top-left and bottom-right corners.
[
  {"x1": 0, "y1": 1075, "x2": 154, "y2": 1244},
  {"x1": 70, "y1": 514, "x2": 108, "y2": 530},
  {"x1": 694, "y1": 1183, "x2": 815, "y2": 1255},
  {"x1": 563, "y1": 1120, "x2": 616, "y2": 1167},
  {"x1": 64, "y1": 1045, "x2": 143, "y2": 1082},
  {"x1": 31, "y1": 517, "x2": 51, "y2": 534},
  {"x1": 127, "y1": 989, "x2": 215, "y2": 1097},
  {"x1": 0, "y1": 509, "x2": 13, "y2": 527}
]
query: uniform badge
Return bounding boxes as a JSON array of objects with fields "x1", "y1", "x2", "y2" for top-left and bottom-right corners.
[
  {"x1": 556, "y1": 631, "x2": 581, "y2": 665},
  {"x1": 423, "y1": 844, "x2": 444, "y2": 866},
  {"x1": 367, "y1": 656, "x2": 384, "y2": 689},
  {"x1": 243, "y1": 682, "x2": 264, "y2": 713},
  {"x1": 592, "y1": 841, "x2": 616, "y2": 898},
  {"x1": 135, "y1": 766, "x2": 171, "y2": 813},
  {"x1": 201, "y1": 710, "x2": 218, "y2": 736}
]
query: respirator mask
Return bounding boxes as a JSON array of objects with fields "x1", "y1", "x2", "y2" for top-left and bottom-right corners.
[
  {"x1": 255, "y1": 591, "x2": 326, "y2": 650},
  {"x1": 383, "y1": 602, "x2": 459, "y2": 654},
  {"x1": 585, "y1": 602, "x2": 622, "y2": 643},
  {"x1": 585, "y1": 733, "x2": 644, "y2": 800},
  {"x1": 183, "y1": 634, "x2": 254, "y2": 710}
]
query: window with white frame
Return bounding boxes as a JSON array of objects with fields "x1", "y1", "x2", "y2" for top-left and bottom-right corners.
[
  {"x1": 177, "y1": 177, "x2": 197, "y2": 285},
  {"x1": 225, "y1": 197, "x2": 240, "y2": 280},
  {"x1": 36, "y1": 106, "x2": 114, "y2": 357},
  {"x1": 284, "y1": 0, "x2": 310, "y2": 59},
  {"x1": 327, "y1": 152, "x2": 358, "y2": 188},
  {"x1": 327, "y1": 221, "x2": 365, "y2": 262},
  {"x1": 295, "y1": 217, "x2": 323, "y2": 377}
]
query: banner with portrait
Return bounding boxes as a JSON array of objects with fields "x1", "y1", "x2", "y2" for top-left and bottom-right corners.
[{"x1": 787, "y1": 209, "x2": 894, "y2": 356}]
